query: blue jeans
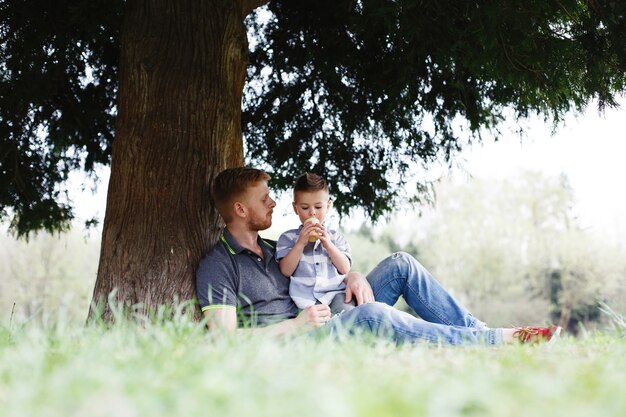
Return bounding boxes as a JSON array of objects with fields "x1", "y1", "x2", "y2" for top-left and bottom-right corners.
[{"x1": 325, "y1": 252, "x2": 503, "y2": 345}]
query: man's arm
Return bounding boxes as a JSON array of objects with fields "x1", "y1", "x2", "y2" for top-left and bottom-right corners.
[
  {"x1": 344, "y1": 271, "x2": 375, "y2": 305},
  {"x1": 203, "y1": 307, "x2": 238, "y2": 332},
  {"x1": 203, "y1": 304, "x2": 332, "y2": 336}
]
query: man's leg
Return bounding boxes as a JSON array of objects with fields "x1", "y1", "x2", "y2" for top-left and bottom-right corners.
[
  {"x1": 325, "y1": 302, "x2": 502, "y2": 345},
  {"x1": 367, "y1": 252, "x2": 487, "y2": 329}
]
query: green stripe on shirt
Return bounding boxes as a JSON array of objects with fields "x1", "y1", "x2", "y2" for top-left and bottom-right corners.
[{"x1": 201, "y1": 304, "x2": 236, "y2": 312}]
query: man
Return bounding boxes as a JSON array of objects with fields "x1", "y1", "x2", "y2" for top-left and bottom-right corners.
[{"x1": 196, "y1": 167, "x2": 561, "y2": 344}]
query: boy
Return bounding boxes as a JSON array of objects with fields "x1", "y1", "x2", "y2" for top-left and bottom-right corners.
[{"x1": 276, "y1": 173, "x2": 357, "y2": 314}]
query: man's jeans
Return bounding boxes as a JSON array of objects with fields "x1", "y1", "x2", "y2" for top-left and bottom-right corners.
[{"x1": 324, "y1": 252, "x2": 503, "y2": 345}]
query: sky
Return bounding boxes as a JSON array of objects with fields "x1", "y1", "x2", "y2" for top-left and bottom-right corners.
[
  {"x1": 70, "y1": 98, "x2": 626, "y2": 244},
  {"x1": 460, "y1": 99, "x2": 626, "y2": 244}
]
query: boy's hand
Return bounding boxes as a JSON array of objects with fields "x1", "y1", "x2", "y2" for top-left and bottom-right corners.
[
  {"x1": 296, "y1": 222, "x2": 322, "y2": 246},
  {"x1": 318, "y1": 225, "x2": 351, "y2": 275},
  {"x1": 317, "y1": 224, "x2": 334, "y2": 249}
]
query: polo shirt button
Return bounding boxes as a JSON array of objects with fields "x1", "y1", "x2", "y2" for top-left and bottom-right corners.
[{"x1": 258, "y1": 258, "x2": 262, "y2": 262}]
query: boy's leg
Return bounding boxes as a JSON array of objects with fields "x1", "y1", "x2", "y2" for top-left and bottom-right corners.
[
  {"x1": 325, "y1": 302, "x2": 501, "y2": 345},
  {"x1": 366, "y1": 252, "x2": 486, "y2": 329}
]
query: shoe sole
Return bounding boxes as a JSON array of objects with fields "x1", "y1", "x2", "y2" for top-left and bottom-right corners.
[{"x1": 547, "y1": 326, "x2": 562, "y2": 345}]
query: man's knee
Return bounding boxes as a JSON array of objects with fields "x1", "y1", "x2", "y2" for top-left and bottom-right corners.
[
  {"x1": 378, "y1": 251, "x2": 411, "y2": 268},
  {"x1": 391, "y1": 251, "x2": 412, "y2": 261},
  {"x1": 347, "y1": 302, "x2": 400, "y2": 337},
  {"x1": 389, "y1": 251, "x2": 423, "y2": 272},
  {"x1": 353, "y1": 301, "x2": 393, "y2": 321}
]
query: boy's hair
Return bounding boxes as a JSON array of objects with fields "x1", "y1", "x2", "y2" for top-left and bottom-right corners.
[
  {"x1": 293, "y1": 173, "x2": 329, "y2": 197},
  {"x1": 213, "y1": 167, "x2": 271, "y2": 222}
]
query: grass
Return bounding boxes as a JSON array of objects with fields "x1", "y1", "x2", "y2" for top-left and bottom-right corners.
[{"x1": 1, "y1": 312, "x2": 625, "y2": 417}]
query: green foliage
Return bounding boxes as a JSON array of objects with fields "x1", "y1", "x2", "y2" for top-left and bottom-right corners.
[
  {"x1": 0, "y1": 0, "x2": 122, "y2": 236},
  {"x1": 1, "y1": 317, "x2": 626, "y2": 417},
  {"x1": 3, "y1": 0, "x2": 626, "y2": 236},
  {"x1": 244, "y1": 0, "x2": 626, "y2": 218}
]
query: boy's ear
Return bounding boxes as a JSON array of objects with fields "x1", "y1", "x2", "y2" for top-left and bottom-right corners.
[
  {"x1": 292, "y1": 201, "x2": 298, "y2": 214},
  {"x1": 327, "y1": 199, "x2": 333, "y2": 210}
]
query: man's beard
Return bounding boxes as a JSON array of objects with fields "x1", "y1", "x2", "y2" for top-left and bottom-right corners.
[{"x1": 248, "y1": 212, "x2": 272, "y2": 231}]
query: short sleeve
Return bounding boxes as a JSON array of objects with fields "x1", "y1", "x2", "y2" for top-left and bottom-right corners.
[
  {"x1": 195, "y1": 250, "x2": 238, "y2": 312},
  {"x1": 276, "y1": 230, "x2": 297, "y2": 260},
  {"x1": 332, "y1": 230, "x2": 352, "y2": 265}
]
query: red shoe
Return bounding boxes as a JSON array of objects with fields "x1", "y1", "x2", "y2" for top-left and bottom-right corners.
[{"x1": 513, "y1": 325, "x2": 562, "y2": 344}]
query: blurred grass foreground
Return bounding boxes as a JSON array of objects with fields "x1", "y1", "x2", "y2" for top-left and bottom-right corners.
[{"x1": 1, "y1": 307, "x2": 625, "y2": 417}]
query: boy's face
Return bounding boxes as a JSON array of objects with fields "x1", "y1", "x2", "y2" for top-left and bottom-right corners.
[{"x1": 292, "y1": 190, "x2": 331, "y2": 224}]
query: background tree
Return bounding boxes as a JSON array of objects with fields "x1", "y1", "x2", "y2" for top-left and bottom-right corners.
[
  {"x1": 1, "y1": 1, "x2": 625, "y2": 319},
  {"x1": 0, "y1": 225, "x2": 100, "y2": 326},
  {"x1": 244, "y1": 0, "x2": 626, "y2": 215},
  {"x1": 384, "y1": 171, "x2": 626, "y2": 332}
]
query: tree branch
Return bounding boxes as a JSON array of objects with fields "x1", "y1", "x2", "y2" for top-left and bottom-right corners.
[{"x1": 243, "y1": 0, "x2": 270, "y2": 16}]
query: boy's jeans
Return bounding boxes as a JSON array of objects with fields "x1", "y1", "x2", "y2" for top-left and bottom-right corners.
[{"x1": 326, "y1": 252, "x2": 503, "y2": 345}]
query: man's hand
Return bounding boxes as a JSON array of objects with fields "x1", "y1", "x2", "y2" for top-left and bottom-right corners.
[
  {"x1": 294, "y1": 304, "x2": 332, "y2": 330},
  {"x1": 344, "y1": 271, "x2": 374, "y2": 305}
]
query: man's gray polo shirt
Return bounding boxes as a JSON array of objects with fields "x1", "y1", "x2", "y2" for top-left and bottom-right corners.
[{"x1": 195, "y1": 228, "x2": 299, "y2": 327}]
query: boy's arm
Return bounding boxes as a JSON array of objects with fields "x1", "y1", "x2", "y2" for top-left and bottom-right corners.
[
  {"x1": 278, "y1": 242, "x2": 307, "y2": 277},
  {"x1": 277, "y1": 224, "x2": 318, "y2": 277},
  {"x1": 319, "y1": 228, "x2": 351, "y2": 274},
  {"x1": 322, "y1": 240, "x2": 351, "y2": 274}
]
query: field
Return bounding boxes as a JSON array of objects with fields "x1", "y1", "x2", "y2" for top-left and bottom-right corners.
[{"x1": 1, "y1": 308, "x2": 625, "y2": 417}]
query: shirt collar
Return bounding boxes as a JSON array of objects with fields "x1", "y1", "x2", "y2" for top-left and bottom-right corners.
[{"x1": 221, "y1": 227, "x2": 274, "y2": 255}]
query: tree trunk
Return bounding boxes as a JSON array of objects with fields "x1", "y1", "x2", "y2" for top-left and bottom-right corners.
[{"x1": 89, "y1": 0, "x2": 250, "y2": 321}]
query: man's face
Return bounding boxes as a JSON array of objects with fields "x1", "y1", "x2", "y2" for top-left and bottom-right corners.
[{"x1": 241, "y1": 181, "x2": 276, "y2": 231}]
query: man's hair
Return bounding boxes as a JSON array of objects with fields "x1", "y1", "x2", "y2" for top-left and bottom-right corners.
[
  {"x1": 212, "y1": 167, "x2": 271, "y2": 222},
  {"x1": 293, "y1": 172, "x2": 329, "y2": 196}
]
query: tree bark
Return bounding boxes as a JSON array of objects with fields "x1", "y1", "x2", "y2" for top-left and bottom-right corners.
[{"x1": 89, "y1": 0, "x2": 248, "y2": 321}]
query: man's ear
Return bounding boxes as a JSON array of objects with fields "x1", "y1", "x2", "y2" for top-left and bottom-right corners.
[{"x1": 233, "y1": 201, "x2": 247, "y2": 218}]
